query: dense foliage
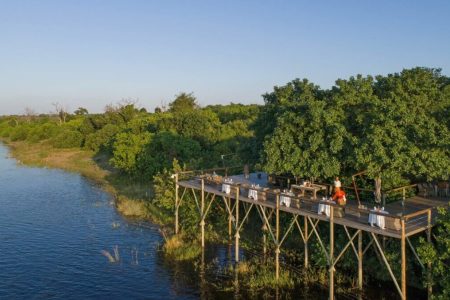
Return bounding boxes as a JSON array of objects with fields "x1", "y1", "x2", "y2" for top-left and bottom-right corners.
[{"x1": 262, "y1": 68, "x2": 450, "y2": 190}]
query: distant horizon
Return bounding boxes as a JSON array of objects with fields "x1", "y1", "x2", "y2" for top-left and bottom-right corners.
[
  {"x1": 1, "y1": 1, "x2": 449, "y2": 115},
  {"x1": 0, "y1": 66, "x2": 447, "y2": 116}
]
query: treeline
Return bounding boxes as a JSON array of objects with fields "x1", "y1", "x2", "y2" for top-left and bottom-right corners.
[
  {"x1": 0, "y1": 94, "x2": 260, "y2": 180},
  {"x1": 0, "y1": 67, "x2": 448, "y2": 187}
]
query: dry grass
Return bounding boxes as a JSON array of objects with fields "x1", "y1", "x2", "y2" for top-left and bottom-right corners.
[
  {"x1": 236, "y1": 261, "x2": 251, "y2": 274},
  {"x1": 116, "y1": 195, "x2": 148, "y2": 218},
  {"x1": 162, "y1": 234, "x2": 201, "y2": 261},
  {"x1": 7, "y1": 140, "x2": 108, "y2": 184}
]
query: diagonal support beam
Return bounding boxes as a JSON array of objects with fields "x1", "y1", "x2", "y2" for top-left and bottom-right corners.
[
  {"x1": 294, "y1": 217, "x2": 306, "y2": 243},
  {"x1": 308, "y1": 219, "x2": 320, "y2": 240},
  {"x1": 371, "y1": 233, "x2": 404, "y2": 299},
  {"x1": 363, "y1": 236, "x2": 374, "y2": 256},
  {"x1": 259, "y1": 204, "x2": 278, "y2": 245},
  {"x1": 236, "y1": 203, "x2": 255, "y2": 232},
  {"x1": 177, "y1": 187, "x2": 187, "y2": 209},
  {"x1": 343, "y1": 226, "x2": 359, "y2": 258},
  {"x1": 191, "y1": 188, "x2": 201, "y2": 215},
  {"x1": 201, "y1": 194, "x2": 216, "y2": 221},
  {"x1": 308, "y1": 216, "x2": 330, "y2": 263},
  {"x1": 333, "y1": 230, "x2": 360, "y2": 267},
  {"x1": 407, "y1": 237, "x2": 424, "y2": 269},
  {"x1": 279, "y1": 214, "x2": 299, "y2": 247}
]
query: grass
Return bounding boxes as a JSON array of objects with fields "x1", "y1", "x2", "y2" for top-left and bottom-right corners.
[
  {"x1": 162, "y1": 234, "x2": 202, "y2": 261},
  {"x1": 2, "y1": 140, "x2": 163, "y2": 221},
  {"x1": 233, "y1": 257, "x2": 295, "y2": 290}
]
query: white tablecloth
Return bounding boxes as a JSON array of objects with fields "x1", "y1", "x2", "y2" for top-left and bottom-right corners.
[
  {"x1": 318, "y1": 202, "x2": 331, "y2": 217},
  {"x1": 368, "y1": 210, "x2": 388, "y2": 229},
  {"x1": 248, "y1": 189, "x2": 258, "y2": 200},
  {"x1": 221, "y1": 184, "x2": 231, "y2": 194},
  {"x1": 280, "y1": 195, "x2": 292, "y2": 207}
]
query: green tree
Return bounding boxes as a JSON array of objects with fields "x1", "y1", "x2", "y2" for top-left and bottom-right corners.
[
  {"x1": 169, "y1": 92, "x2": 198, "y2": 112},
  {"x1": 110, "y1": 131, "x2": 152, "y2": 174},
  {"x1": 418, "y1": 204, "x2": 450, "y2": 299},
  {"x1": 74, "y1": 107, "x2": 89, "y2": 115}
]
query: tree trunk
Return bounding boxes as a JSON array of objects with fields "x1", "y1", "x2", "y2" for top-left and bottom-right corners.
[{"x1": 375, "y1": 177, "x2": 382, "y2": 204}]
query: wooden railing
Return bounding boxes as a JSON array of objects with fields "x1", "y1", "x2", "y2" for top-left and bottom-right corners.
[{"x1": 197, "y1": 175, "x2": 435, "y2": 232}]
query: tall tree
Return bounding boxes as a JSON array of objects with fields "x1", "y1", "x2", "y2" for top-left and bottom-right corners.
[{"x1": 169, "y1": 92, "x2": 199, "y2": 112}]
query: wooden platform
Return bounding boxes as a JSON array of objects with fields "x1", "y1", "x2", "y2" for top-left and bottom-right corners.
[{"x1": 179, "y1": 173, "x2": 448, "y2": 239}]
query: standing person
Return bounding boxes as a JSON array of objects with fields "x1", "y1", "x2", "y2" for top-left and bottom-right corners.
[
  {"x1": 334, "y1": 177, "x2": 341, "y2": 188},
  {"x1": 331, "y1": 177, "x2": 341, "y2": 196}
]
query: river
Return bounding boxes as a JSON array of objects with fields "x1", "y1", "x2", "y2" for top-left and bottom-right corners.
[
  {"x1": 0, "y1": 143, "x2": 383, "y2": 299},
  {"x1": 0, "y1": 144, "x2": 206, "y2": 299}
]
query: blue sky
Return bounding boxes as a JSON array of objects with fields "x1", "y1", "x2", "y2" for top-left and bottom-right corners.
[{"x1": 0, "y1": 0, "x2": 449, "y2": 114}]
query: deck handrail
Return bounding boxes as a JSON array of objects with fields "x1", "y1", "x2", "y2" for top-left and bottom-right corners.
[
  {"x1": 403, "y1": 208, "x2": 431, "y2": 221},
  {"x1": 202, "y1": 177, "x2": 405, "y2": 219},
  {"x1": 384, "y1": 184, "x2": 418, "y2": 194}
]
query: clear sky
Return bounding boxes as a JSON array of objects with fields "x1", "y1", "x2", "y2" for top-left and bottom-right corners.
[{"x1": 1, "y1": 0, "x2": 449, "y2": 115}]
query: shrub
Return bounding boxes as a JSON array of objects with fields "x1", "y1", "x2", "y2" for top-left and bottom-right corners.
[
  {"x1": 26, "y1": 123, "x2": 59, "y2": 143},
  {"x1": 9, "y1": 125, "x2": 30, "y2": 141},
  {"x1": 84, "y1": 124, "x2": 120, "y2": 152},
  {"x1": 51, "y1": 130, "x2": 83, "y2": 148}
]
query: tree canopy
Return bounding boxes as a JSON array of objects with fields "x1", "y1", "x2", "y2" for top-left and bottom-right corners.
[{"x1": 261, "y1": 68, "x2": 450, "y2": 188}]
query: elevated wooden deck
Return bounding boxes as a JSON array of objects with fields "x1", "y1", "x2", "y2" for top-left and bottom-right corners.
[
  {"x1": 174, "y1": 170, "x2": 448, "y2": 300},
  {"x1": 179, "y1": 173, "x2": 447, "y2": 239}
]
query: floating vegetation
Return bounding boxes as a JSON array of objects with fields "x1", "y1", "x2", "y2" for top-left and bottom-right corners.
[
  {"x1": 111, "y1": 222, "x2": 121, "y2": 229},
  {"x1": 131, "y1": 247, "x2": 139, "y2": 265},
  {"x1": 102, "y1": 245, "x2": 120, "y2": 263}
]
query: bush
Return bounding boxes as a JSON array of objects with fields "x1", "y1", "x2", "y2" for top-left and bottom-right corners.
[
  {"x1": 9, "y1": 126, "x2": 30, "y2": 141},
  {"x1": 51, "y1": 130, "x2": 83, "y2": 148},
  {"x1": 26, "y1": 123, "x2": 59, "y2": 143},
  {"x1": 84, "y1": 124, "x2": 120, "y2": 152}
]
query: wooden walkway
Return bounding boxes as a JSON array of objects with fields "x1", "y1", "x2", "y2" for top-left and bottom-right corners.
[{"x1": 174, "y1": 170, "x2": 448, "y2": 300}]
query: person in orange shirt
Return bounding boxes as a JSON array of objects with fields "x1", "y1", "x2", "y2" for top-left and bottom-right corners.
[{"x1": 332, "y1": 186, "x2": 346, "y2": 205}]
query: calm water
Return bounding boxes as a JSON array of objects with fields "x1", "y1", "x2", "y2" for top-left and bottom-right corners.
[{"x1": 0, "y1": 144, "x2": 201, "y2": 299}]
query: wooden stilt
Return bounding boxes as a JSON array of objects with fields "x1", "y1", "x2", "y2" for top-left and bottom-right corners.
[
  {"x1": 175, "y1": 174, "x2": 179, "y2": 234},
  {"x1": 262, "y1": 215, "x2": 267, "y2": 255},
  {"x1": 275, "y1": 194, "x2": 280, "y2": 280},
  {"x1": 228, "y1": 197, "x2": 232, "y2": 240},
  {"x1": 304, "y1": 215, "x2": 309, "y2": 269},
  {"x1": 401, "y1": 219, "x2": 406, "y2": 300},
  {"x1": 427, "y1": 210, "x2": 432, "y2": 299},
  {"x1": 201, "y1": 178, "x2": 205, "y2": 248},
  {"x1": 329, "y1": 206, "x2": 335, "y2": 300},
  {"x1": 235, "y1": 186, "x2": 240, "y2": 262},
  {"x1": 358, "y1": 230, "x2": 363, "y2": 290}
]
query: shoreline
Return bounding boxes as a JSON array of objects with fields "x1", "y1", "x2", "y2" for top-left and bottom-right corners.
[{"x1": 1, "y1": 139, "x2": 162, "y2": 222}]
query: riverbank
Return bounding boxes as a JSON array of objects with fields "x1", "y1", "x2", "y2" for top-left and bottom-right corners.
[{"x1": 2, "y1": 140, "x2": 168, "y2": 223}]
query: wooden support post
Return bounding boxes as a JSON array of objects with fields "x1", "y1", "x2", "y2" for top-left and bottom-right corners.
[
  {"x1": 201, "y1": 178, "x2": 205, "y2": 248},
  {"x1": 352, "y1": 176, "x2": 361, "y2": 207},
  {"x1": 358, "y1": 230, "x2": 363, "y2": 290},
  {"x1": 329, "y1": 206, "x2": 335, "y2": 300},
  {"x1": 275, "y1": 194, "x2": 280, "y2": 281},
  {"x1": 175, "y1": 174, "x2": 179, "y2": 234},
  {"x1": 235, "y1": 186, "x2": 240, "y2": 262},
  {"x1": 228, "y1": 197, "x2": 232, "y2": 240},
  {"x1": 304, "y1": 215, "x2": 309, "y2": 269},
  {"x1": 401, "y1": 218, "x2": 406, "y2": 300},
  {"x1": 262, "y1": 209, "x2": 267, "y2": 255},
  {"x1": 427, "y1": 210, "x2": 432, "y2": 300}
]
